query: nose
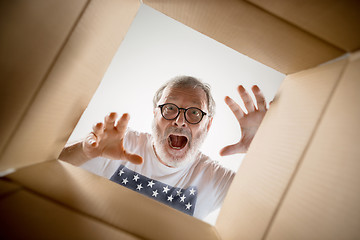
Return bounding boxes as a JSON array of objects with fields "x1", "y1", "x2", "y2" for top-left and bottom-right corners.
[{"x1": 173, "y1": 110, "x2": 187, "y2": 127}]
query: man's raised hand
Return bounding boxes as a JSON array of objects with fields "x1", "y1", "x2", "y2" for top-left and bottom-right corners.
[
  {"x1": 219, "y1": 85, "x2": 268, "y2": 156},
  {"x1": 83, "y1": 112, "x2": 143, "y2": 164}
]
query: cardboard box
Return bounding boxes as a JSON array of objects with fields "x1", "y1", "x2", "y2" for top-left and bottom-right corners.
[{"x1": 1, "y1": 0, "x2": 359, "y2": 239}]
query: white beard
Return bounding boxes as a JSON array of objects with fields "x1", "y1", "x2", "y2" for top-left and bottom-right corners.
[{"x1": 151, "y1": 119, "x2": 208, "y2": 168}]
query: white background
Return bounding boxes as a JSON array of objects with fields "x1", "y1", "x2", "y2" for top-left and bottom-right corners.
[{"x1": 66, "y1": 4, "x2": 285, "y2": 224}]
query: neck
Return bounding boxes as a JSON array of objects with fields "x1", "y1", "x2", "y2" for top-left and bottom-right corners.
[{"x1": 152, "y1": 144, "x2": 175, "y2": 168}]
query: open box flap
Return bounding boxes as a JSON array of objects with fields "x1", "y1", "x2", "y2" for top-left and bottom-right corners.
[
  {"x1": 0, "y1": 0, "x2": 89, "y2": 169},
  {"x1": 4, "y1": 160, "x2": 220, "y2": 240},
  {"x1": 144, "y1": 0, "x2": 345, "y2": 74},
  {"x1": 0, "y1": 187, "x2": 141, "y2": 239},
  {"x1": 216, "y1": 57, "x2": 348, "y2": 239},
  {"x1": 0, "y1": 0, "x2": 141, "y2": 173},
  {"x1": 248, "y1": 0, "x2": 360, "y2": 52},
  {"x1": 265, "y1": 51, "x2": 360, "y2": 239},
  {"x1": 0, "y1": 179, "x2": 22, "y2": 198}
]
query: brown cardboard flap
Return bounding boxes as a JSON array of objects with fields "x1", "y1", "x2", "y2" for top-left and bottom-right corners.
[
  {"x1": 0, "y1": 190, "x2": 140, "y2": 239},
  {"x1": 0, "y1": 0, "x2": 88, "y2": 163},
  {"x1": 0, "y1": 0, "x2": 140, "y2": 172},
  {"x1": 248, "y1": 0, "x2": 360, "y2": 52},
  {"x1": 266, "y1": 52, "x2": 360, "y2": 239},
  {"x1": 144, "y1": 0, "x2": 343, "y2": 74},
  {"x1": 6, "y1": 160, "x2": 220, "y2": 240},
  {"x1": 216, "y1": 57, "x2": 348, "y2": 239},
  {"x1": 0, "y1": 179, "x2": 21, "y2": 198}
]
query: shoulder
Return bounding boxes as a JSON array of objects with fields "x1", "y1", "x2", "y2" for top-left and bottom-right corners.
[
  {"x1": 125, "y1": 128, "x2": 151, "y2": 141},
  {"x1": 191, "y1": 153, "x2": 235, "y2": 216},
  {"x1": 124, "y1": 129, "x2": 152, "y2": 148},
  {"x1": 195, "y1": 153, "x2": 235, "y2": 181}
]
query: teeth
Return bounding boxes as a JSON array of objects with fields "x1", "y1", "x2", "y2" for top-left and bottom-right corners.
[{"x1": 168, "y1": 138, "x2": 180, "y2": 149}]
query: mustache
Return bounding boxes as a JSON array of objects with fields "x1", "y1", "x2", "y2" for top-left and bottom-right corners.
[{"x1": 164, "y1": 126, "x2": 192, "y2": 141}]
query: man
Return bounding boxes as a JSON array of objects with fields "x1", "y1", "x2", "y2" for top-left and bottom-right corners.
[{"x1": 59, "y1": 76, "x2": 268, "y2": 220}]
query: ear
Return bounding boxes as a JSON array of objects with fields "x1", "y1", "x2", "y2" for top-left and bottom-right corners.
[{"x1": 206, "y1": 117, "x2": 213, "y2": 132}]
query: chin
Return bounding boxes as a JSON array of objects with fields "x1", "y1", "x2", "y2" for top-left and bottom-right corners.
[
  {"x1": 163, "y1": 149, "x2": 194, "y2": 168},
  {"x1": 153, "y1": 141, "x2": 194, "y2": 168},
  {"x1": 151, "y1": 120, "x2": 207, "y2": 168}
]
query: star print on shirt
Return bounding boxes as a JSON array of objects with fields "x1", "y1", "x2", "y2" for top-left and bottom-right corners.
[
  {"x1": 185, "y1": 202, "x2": 192, "y2": 210},
  {"x1": 110, "y1": 165, "x2": 198, "y2": 216},
  {"x1": 180, "y1": 194, "x2": 186, "y2": 202},
  {"x1": 167, "y1": 195, "x2": 174, "y2": 202},
  {"x1": 152, "y1": 190, "x2": 159, "y2": 197},
  {"x1": 133, "y1": 174, "x2": 140, "y2": 182},
  {"x1": 147, "y1": 180, "x2": 155, "y2": 188},
  {"x1": 136, "y1": 183, "x2": 143, "y2": 191},
  {"x1": 118, "y1": 169, "x2": 125, "y2": 176},
  {"x1": 122, "y1": 178, "x2": 128, "y2": 185},
  {"x1": 163, "y1": 186, "x2": 170, "y2": 194}
]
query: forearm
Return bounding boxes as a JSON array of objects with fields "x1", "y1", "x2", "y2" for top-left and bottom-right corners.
[{"x1": 58, "y1": 142, "x2": 91, "y2": 166}]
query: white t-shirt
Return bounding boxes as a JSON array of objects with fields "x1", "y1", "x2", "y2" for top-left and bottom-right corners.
[{"x1": 81, "y1": 130, "x2": 235, "y2": 220}]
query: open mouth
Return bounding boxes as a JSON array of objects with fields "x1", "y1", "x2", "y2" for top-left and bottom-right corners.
[{"x1": 168, "y1": 134, "x2": 188, "y2": 150}]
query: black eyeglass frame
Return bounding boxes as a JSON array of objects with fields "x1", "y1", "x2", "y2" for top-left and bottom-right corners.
[{"x1": 158, "y1": 103, "x2": 207, "y2": 124}]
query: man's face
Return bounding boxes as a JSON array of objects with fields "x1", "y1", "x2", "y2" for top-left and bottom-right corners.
[{"x1": 152, "y1": 86, "x2": 212, "y2": 168}]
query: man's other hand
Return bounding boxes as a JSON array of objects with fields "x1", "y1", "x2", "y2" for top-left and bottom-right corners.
[
  {"x1": 220, "y1": 85, "x2": 268, "y2": 156},
  {"x1": 83, "y1": 112, "x2": 143, "y2": 164}
]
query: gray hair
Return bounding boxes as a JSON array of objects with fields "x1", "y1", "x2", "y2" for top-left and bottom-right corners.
[{"x1": 153, "y1": 76, "x2": 216, "y2": 117}]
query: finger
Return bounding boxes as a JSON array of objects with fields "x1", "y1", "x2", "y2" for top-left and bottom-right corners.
[
  {"x1": 115, "y1": 113, "x2": 130, "y2": 132},
  {"x1": 84, "y1": 132, "x2": 98, "y2": 148},
  {"x1": 122, "y1": 150, "x2": 144, "y2": 165},
  {"x1": 225, "y1": 96, "x2": 244, "y2": 121},
  {"x1": 104, "y1": 112, "x2": 118, "y2": 130},
  {"x1": 219, "y1": 143, "x2": 247, "y2": 156},
  {"x1": 238, "y1": 85, "x2": 255, "y2": 113},
  {"x1": 252, "y1": 85, "x2": 267, "y2": 111},
  {"x1": 92, "y1": 122, "x2": 104, "y2": 136}
]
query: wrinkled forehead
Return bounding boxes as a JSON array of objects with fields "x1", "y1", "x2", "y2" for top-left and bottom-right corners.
[{"x1": 160, "y1": 86, "x2": 208, "y2": 109}]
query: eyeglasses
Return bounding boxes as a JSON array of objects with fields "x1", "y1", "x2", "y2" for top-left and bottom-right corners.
[{"x1": 158, "y1": 103, "x2": 207, "y2": 124}]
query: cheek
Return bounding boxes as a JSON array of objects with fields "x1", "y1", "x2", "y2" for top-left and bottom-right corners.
[
  {"x1": 192, "y1": 124, "x2": 207, "y2": 138},
  {"x1": 155, "y1": 114, "x2": 168, "y2": 132},
  {"x1": 154, "y1": 111, "x2": 163, "y2": 124},
  {"x1": 193, "y1": 129, "x2": 202, "y2": 139}
]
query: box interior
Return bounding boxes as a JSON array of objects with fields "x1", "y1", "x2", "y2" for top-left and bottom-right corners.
[{"x1": 1, "y1": 0, "x2": 359, "y2": 239}]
